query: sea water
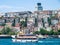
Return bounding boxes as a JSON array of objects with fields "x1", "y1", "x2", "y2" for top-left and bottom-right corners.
[{"x1": 0, "y1": 38, "x2": 60, "y2": 45}]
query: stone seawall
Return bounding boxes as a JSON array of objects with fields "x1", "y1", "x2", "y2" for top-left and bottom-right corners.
[{"x1": 0, "y1": 35, "x2": 12, "y2": 38}]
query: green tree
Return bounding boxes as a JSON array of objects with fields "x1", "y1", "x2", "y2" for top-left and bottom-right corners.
[
  {"x1": 40, "y1": 28, "x2": 49, "y2": 35},
  {"x1": 58, "y1": 30, "x2": 60, "y2": 32},
  {"x1": 33, "y1": 31, "x2": 40, "y2": 35},
  {"x1": 1, "y1": 27, "x2": 6, "y2": 34},
  {"x1": 1, "y1": 27, "x2": 16, "y2": 35},
  {"x1": 1, "y1": 27, "x2": 11, "y2": 34},
  {"x1": 34, "y1": 18, "x2": 38, "y2": 27},
  {"x1": 12, "y1": 19, "x2": 15, "y2": 26},
  {"x1": 33, "y1": 28, "x2": 60, "y2": 35},
  {"x1": 0, "y1": 31, "x2": 2, "y2": 35},
  {"x1": 48, "y1": 17, "x2": 51, "y2": 26},
  {"x1": 0, "y1": 23, "x2": 6, "y2": 26},
  {"x1": 8, "y1": 32, "x2": 16, "y2": 35},
  {"x1": 42, "y1": 18, "x2": 45, "y2": 27},
  {"x1": 58, "y1": 30, "x2": 60, "y2": 35},
  {"x1": 20, "y1": 21, "x2": 27, "y2": 27},
  {"x1": 5, "y1": 19, "x2": 6, "y2": 23},
  {"x1": 48, "y1": 30, "x2": 54, "y2": 35},
  {"x1": 25, "y1": 17, "x2": 27, "y2": 27},
  {"x1": 53, "y1": 32, "x2": 58, "y2": 35}
]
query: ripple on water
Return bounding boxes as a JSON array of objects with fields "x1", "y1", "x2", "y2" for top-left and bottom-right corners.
[{"x1": 0, "y1": 38, "x2": 60, "y2": 45}]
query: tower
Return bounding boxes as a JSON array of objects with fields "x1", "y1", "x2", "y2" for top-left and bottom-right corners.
[{"x1": 37, "y1": 3, "x2": 43, "y2": 11}]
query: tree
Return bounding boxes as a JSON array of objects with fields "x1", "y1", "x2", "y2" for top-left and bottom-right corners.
[
  {"x1": 5, "y1": 19, "x2": 6, "y2": 23},
  {"x1": 1, "y1": 27, "x2": 16, "y2": 35},
  {"x1": 48, "y1": 17, "x2": 51, "y2": 26},
  {"x1": 40, "y1": 28, "x2": 49, "y2": 35},
  {"x1": 34, "y1": 18, "x2": 38, "y2": 27},
  {"x1": 48, "y1": 30, "x2": 54, "y2": 35},
  {"x1": 0, "y1": 23, "x2": 6, "y2": 26},
  {"x1": 20, "y1": 21, "x2": 27, "y2": 27},
  {"x1": 33, "y1": 28, "x2": 49, "y2": 35},
  {"x1": 1, "y1": 27, "x2": 11, "y2": 34},
  {"x1": 20, "y1": 21, "x2": 24, "y2": 27},
  {"x1": 18, "y1": 18, "x2": 20, "y2": 23},
  {"x1": 8, "y1": 32, "x2": 16, "y2": 35},
  {"x1": 53, "y1": 32, "x2": 58, "y2": 35},
  {"x1": 58, "y1": 30, "x2": 60, "y2": 35},
  {"x1": 12, "y1": 19, "x2": 15, "y2": 26},
  {"x1": 1, "y1": 27, "x2": 6, "y2": 34},
  {"x1": 33, "y1": 28, "x2": 60, "y2": 35},
  {"x1": 33, "y1": 31, "x2": 40, "y2": 35},
  {"x1": 42, "y1": 18, "x2": 45, "y2": 27},
  {"x1": 58, "y1": 30, "x2": 60, "y2": 32},
  {"x1": 0, "y1": 31, "x2": 2, "y2": 35},
  {"x1": 25, "y1": 17, "x2": 27, "y2": 27},
  {"x1": 20, "y1": 17, "x2": 27, "y2": 27}
]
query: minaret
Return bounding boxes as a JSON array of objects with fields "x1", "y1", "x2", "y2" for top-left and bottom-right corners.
[{"x1": 37, "y1": 3, "x2": 43, "y2": 11}]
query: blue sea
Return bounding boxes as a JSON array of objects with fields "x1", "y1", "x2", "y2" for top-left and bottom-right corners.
[{"x1": 0, "y1": 38, "x2": 60, "y2": 45}]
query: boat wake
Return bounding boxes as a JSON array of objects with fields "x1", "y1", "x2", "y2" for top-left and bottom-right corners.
[
  {"x1": 38, "y1": 41, "x2": 44, "y2": 43},
  {"x1": 12, "y1": 39, "x2": 37, "y2": 42}
]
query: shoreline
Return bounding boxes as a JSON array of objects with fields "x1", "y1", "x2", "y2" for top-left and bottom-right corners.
[
  {"x1": 0, "y1": 35, "x2": 60, "y2": 39},
  {"x1": 0, "y1": 35, "x2": 12, "y2": 38}
]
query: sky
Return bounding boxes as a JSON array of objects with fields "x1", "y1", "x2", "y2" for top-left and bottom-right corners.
[{"x1": 0, "y1": 0, "x2": 60, "y2": 12}]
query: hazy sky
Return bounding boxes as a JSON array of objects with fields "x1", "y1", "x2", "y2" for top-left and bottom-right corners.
[{"x1": 0, "y1": 0, "x2": 60, "y2": 12}]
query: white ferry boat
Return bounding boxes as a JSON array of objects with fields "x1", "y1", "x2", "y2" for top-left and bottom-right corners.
[{"x1": 12, "y1": 35, "x2": 38, "y2": 42}]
